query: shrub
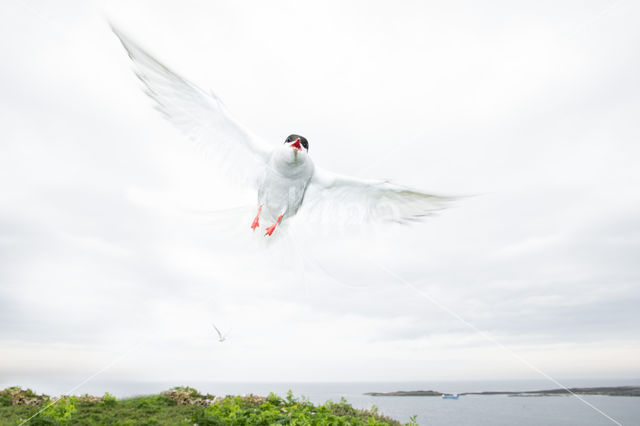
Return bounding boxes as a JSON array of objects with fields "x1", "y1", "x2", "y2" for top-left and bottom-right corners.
[
  {"x1": 0, "y1": 390, "x2": 12, "y2": 407},
  {"x1": 40, "y1": 396, "x2": 76, "y2": 424},
  {"x1": 192, "y1": 391, "x2": 400, "y2": 425},
  {"x1": 102, "y1": 392, "x2": 117, "y2": 407}
]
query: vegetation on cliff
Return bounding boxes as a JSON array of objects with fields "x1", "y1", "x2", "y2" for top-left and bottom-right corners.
[{"x1": 0, "y1": 386, "x2": 409, "y2": 425}]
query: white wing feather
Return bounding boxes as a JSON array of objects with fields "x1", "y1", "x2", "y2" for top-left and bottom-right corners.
[
  {"x1": 300, "y1": 168, "x2": 454, "y2": 225},
  {"x1": 213, "y1": 324, "x2": 223, "y2": 339},
  {"x1": 112, "y1": 25, "x2": 271, "y2": 187}
]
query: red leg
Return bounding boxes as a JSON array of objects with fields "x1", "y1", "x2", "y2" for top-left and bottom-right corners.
[
  {"x1": 265, "y1": 215, "x2": 283, "y2": 236},
  {"x1": 251, "y1": 205, "x2": 262, "y2": 230}
]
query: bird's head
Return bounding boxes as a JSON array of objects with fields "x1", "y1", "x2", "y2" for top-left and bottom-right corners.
[{"x1": 284, "y1": 134, "x2": 309, "y2": 153}]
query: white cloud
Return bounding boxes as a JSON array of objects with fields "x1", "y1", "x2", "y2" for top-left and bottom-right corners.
[{"x1": 1, "y1": 0, "x2": 639, "y2": 391}]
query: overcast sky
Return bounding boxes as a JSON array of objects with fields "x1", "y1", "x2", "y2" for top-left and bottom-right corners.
[{"x1": 1, "y1": 0, "x2": 639, "y2": 391}]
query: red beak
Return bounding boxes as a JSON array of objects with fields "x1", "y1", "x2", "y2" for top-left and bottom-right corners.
[{"x1": 290, "y1": 139, "x2": 302, "y2": 151}]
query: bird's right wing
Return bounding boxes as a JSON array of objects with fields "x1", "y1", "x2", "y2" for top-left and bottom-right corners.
[
  {"x1": 112, "y1": 25, "x2": 271, "y2": 187},
  {"x1": 300, "y1": 167, "x2": 455, "y2": 225}
]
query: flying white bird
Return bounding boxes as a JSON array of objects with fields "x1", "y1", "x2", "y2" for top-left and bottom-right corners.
[
  {"x1": 112, "y1": 26, "x2": 454, "y2": 236},
  {"x1": 212, "y1": 324, "x2": 229, "y2": 343}
]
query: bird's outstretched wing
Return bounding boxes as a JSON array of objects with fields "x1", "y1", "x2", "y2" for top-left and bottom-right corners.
[
  {"x1": 212, "y1": 324, "x2": 223, "y2": 340},
  {"x1": 111, "y1": 25, "x2": 271, "y2": 187},
  {"x1": 299, "y1": 167, "x2": 455, "y2": 225}
]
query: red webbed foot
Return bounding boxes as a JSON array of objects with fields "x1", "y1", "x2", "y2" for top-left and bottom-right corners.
[
  {"x1": 264, "y1": 215, "x2": 283, "y2": 236},
  {"x1": 251, "y1": 205, "x2": 262, "y2": 230}
]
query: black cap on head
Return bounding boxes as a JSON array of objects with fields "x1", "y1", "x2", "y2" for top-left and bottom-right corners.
[{"x1": 285, "y1": 134, "x2": 309, "y2": 151}]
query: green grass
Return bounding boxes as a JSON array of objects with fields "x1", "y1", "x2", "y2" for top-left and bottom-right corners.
[
  {"x1": 0, "y1": 394, "x2": 195, "y2": 425},
  {"x1": 0, "y1": 387, "x2": 409, "y2": 425}
]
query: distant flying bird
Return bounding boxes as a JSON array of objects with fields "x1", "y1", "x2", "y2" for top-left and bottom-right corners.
[
  {"x1": 112, "y1": 26, "x2": 454, "y2": 236},
  {"x1": 212, "y1": 324, "x2": 229, "y2": 342}
]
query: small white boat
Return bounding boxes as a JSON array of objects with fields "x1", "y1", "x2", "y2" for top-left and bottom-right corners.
[{"x1": 441, "y1": 394, "x2": 459, "y2": 399}]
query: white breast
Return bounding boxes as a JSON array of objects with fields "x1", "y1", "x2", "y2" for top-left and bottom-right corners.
[{"x1": 258, "y1": 146, "x2": 314, "y2": 221}]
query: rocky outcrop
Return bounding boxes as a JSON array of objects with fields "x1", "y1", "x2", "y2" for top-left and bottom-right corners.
[
  {"x1": 162, "y1": 387, "x2": 215, "y2": 406},
  {"x1": 0, "y1": 387, "x2": 49, "y2": 406}
]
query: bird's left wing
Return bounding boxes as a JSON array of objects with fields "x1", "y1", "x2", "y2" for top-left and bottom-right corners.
[
  {"x1": 111, "y1": 25, "x2": 271, "y2": 187},
  {"x1": 213, "y1": 324, "x2": 223, "y2": 339},
  {"x1": 299, "y1": 167, "x2": 455, "y2": 225}
]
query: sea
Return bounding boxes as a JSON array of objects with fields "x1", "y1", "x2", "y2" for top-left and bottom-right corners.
[{"x1": 5, "y1": 379, "x2": 639, "y2": 425}]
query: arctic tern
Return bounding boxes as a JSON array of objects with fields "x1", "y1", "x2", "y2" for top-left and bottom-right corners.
[
  {"x1": 212, "y1": 324, "x2": 229, "y2": 343},
  {"x1": 112, "y1": 27, "x2": 453, "y2": 236}
]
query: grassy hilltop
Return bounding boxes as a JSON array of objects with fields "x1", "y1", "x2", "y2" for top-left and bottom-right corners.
[{"x1": 0, "y1": 386, "x2": 409, "y2": 425}]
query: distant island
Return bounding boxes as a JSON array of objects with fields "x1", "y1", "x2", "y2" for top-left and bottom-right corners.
[
  {"x1": 365, "y1": 386, "x2": 640, "y2": 397},
  {"x1": 366, "y1": 390, "x2": 442, "y2": 397}
]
